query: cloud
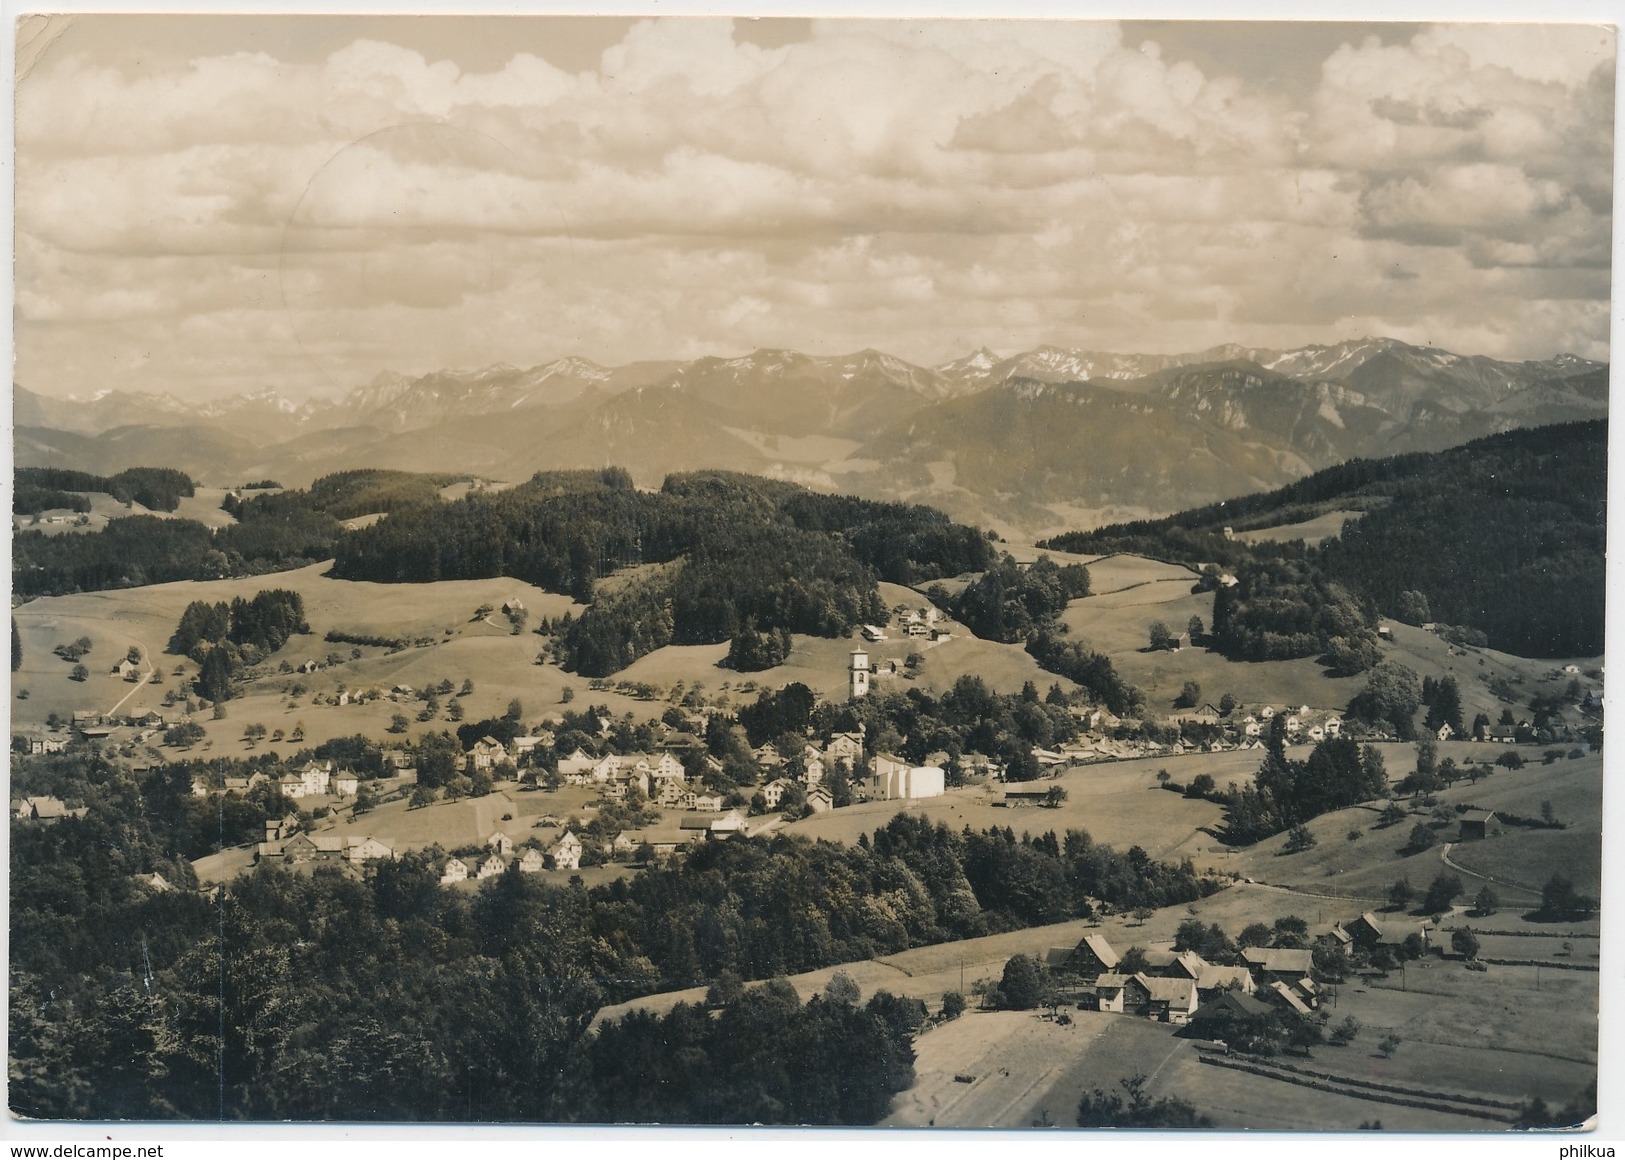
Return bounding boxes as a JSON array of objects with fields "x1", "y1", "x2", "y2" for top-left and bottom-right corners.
[{"x1": 13, "y1": 16, "x2": 1614, "y2": 400}]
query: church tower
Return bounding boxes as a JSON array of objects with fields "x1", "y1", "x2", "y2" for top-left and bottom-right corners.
[{"x1": 849, "y1": 648, "x2": 870, "y2": 700}]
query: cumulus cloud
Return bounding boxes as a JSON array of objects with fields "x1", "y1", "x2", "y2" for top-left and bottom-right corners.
[{"x1": 13, "y1": 16, "x2": 1614, "y2": 400}]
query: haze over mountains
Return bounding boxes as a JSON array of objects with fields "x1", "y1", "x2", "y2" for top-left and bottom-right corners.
[{"x1": 15, "y1": 337, "x2": 1608, "y2": 539}]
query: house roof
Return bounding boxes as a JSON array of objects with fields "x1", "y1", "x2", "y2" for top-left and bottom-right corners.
[
  {"x1": 1137, "y1": 975, "x2": 1197, "y2": 1008},
  {"x1": 1078, "y1": 934, "x2": 1120, "y2": 969},
  {"x1": 1268, "y1": 980, "x2": 1312, "y2": 1015},
  {"x1": 1462, "y1": 810, "x2": 1498, "y2": 824},
  {"x1": 1243, "y1": 947, "x2": 1313, "y2": 974},
  {"x1": 1196, "y1": 965, "x2": 1254, "y2": 993},
  {"x1": 1094, "y1": 973, "x2": 1141, "y2": 990},
  {"x1": 1201, "y1": 991, "x2": 1274, "y2": 1020}
]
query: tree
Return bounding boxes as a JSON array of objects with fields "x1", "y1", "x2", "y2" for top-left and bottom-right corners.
[
  {"x1": 1405, "y1": 823, "x2": 1435, "y2": 855},
  {"x1": 1156, "y1": 769, "x2": 1171, "y2": 789},
  {"x1": 1237, "y1": 922, "x2": 1274, "y2": 949},
  {"x1": 1147, "y1": 621, "x2": 1173, "y2": 651},
  {"x1": 1396, "y1": 590, "x2": 1430, "y2": 624},
  {"x1": 824, "y1": 971, "x2": 861, "y2": 1006},
  {"x1": 388, "y1": 713, "x2": 410, "y2": 735},
  {"x1": 1377, "y1": 1034, "x2": 1401, "y2": 1058},
  {"x1": 353, "y1": 783, "x2": 378, "y2": 816},
  {"x1": 1043, "y1": 785, "x2": 1068, "y2": 809},
  {"x1": 706, "y1": 969, "x2": 744, "y2": 1009},
  {"x1": 408, "y1": 783, "x2": 437, "y2": 809},
  {"x1": 1539, "y1": 873, "x2": 1596, "y2": 920},
  {"x1": 998, "y1": 954, "x2": 1046, "y2": 1010},
  {"x1": 1496, "y1": 750, "x2": 1525, "y2": 770},
  {"x1": 1540, "y1": 799, "x2": 1556, "y2": 825},
  {"x1": 1174, "y1": 680, "x2": 1201, "y2": 709},
  {"x1": 1218, "y1": 693, "x2": 1237, "y2": 716},
  {"x1": 1187, "y1": 615, "x2": 1205, "y2": 642},
  {"x1": 1328, "y1": 1016, "x2": 1361, "y2": 1046},
  {"x1": 69, "y1": 664, "x2": 89, "y2": 682},
  {"x1": 1473, "y1": 886, "x2": 1498, "y2": 915},
  {"x1": 1186, "y1": 773, "x2": 1215, "y2": 799},
  {"x1": 1283, "y1": 824, "x2": 1316, "y2": 854},
  {"x1": 1388, "y1": 878, "x2": 1414, "y2": 911},
  {"x1": 1348, "y1": 660, "x2": 1421, "y2": 739},
  {"x1": 505, "y1": 698, "x2": 524, "y2": 722},
  {"x1": 1451, "y1": 928, "x2": 1480, "y2": 960},
  {"x1": 940, "y1": 991, "x2": 966, "y2": 1020},
  {"x1": 1422, "y1": 872, "x2": 1463, "y2": 914},
  {"x1": 1379, "y1": 801, "x2": 1407, "y2": 827}
]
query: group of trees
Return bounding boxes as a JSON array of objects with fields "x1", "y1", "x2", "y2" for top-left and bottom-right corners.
[
  {"x1": 557, "y1": 982, "x2": 920, "y2": 1124},
  {"x1": 1208, "y1": 556, "x2": 1380, "y2": 672},
  {"x1": 167, "y1": 589, "x2": 308, "y2": 703},
  {"x1": 1040, "y1": 421, "x2": 1606, "y2": 663},
  {"x1": 335, "y1": 469, "x2": 990, "y2": 678},
  {"x1": 14, "y1": 466, "x2": 195, "y2": 515},
  {"x1": 1220, "y1": 723, "x2": 1390, "y2": 845},
  {"x1": 945, "y1": 554, "x2": 1091, "y2": 643}
]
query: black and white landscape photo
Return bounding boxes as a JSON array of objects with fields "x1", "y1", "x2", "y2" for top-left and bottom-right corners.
[{"x1": 8, "y1": 13, "x2": 1612, "y2": 1132}]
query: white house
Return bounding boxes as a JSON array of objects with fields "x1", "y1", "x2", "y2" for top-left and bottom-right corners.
[
  {"x1": 548, "y1": 830, "x2": 583, "y2": 870},
  {"x1": 440, "y1": 857, "x2": 469, "y2": 884},
  {"x1": 762, "y1": 778, "x2": 794, "y2": 809},
  {"x1": 488, "y1": 831, "x2": 514, "y2": 856}
]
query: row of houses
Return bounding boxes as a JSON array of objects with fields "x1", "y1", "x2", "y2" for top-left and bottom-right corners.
[
  {"x1": 1047, "y1": 935, "x2": 1305, "y2": 1025},
  {"x1": 255, "y1": 831, "x2": 396, "y2": 866},
  {"x1": 191, "y1": 760, "x2": 363, "y2": 800},
  {"x1": 440, "y1": 830, "x2": 583, "y2": 882}
]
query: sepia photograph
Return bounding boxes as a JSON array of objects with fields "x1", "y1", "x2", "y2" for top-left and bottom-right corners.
[{"x1": 6, "y1": 6, "x2": 1615, "y2": 1138}]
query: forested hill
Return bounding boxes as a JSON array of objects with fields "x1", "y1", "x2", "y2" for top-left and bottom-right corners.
[
  {"x1": 333, "y1": 468, "x2": 995, "y2": 675},
  {"x1": 1042, "y1": 420, "x2": 1606, "y2": 658}
]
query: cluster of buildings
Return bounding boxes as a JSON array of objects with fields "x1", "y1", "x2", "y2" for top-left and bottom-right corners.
[
  {"x1": 254, "y1": 815, "x2": 396, "y2": 867},
  {"x1": 439, "y1": 829, "x2": 583, "y2": 883},
  {"x1": 1046, "y1": 916, "x2": 1430, "y2": 1028}
]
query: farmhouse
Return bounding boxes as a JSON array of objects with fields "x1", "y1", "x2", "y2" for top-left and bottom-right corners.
[
  {"x1": 474, "y1": 854, "x2": 506, "y2": 880},
  {"x1": 440, "y1": 857, "x2": 469, "y2": 884},
  {"x1": 1267, "y1": 980, "x2": 1313, "y2": 1017},
  {"x1": 332, "y1": 773, "x2": 359, "y2": 797},
  {"x1": 1195, "y1": 964, "x2": 1255, "y2": 997},
  {"x1": 517, "y1": 848, "x2": 546, "y2": 874},
  {"x1": 547, "y1": 830, "x2": 583, "y2": 870},
  {"x1": 806, "y1": 786, "x2": 834, "y2": 814},
  {"x1": 112, "y1": 658, "x2": 142, "y2": 680},
  {"x1": 20, "y1": 729, "x2": 69, "y2": 755},
  {"x1": 1070, "y1": 934, "x2": 1121, "y2": 979},
  {"x1": 1141, "y1": 976, "x2": 1199, "y2": 1024},
  {"x1": 1141, "y1": 950, "x2": 1207, "y2": 981},
  {"x1": 761, "y1": 778, "x2": 794, "y2": 810},
  {"x1": 1094, "y1": 973, "x2": 1151, "y2": 1016},
  {"x1": 1458, "y1": 810, "x2": 1503, "y2": 841},
  {"x1": 614, "y1": 828, "x2": 696, "y2": 858},
  {"x1": 12, "y1": 796, "x2": 87, "y2": 822},
  {"x1": 1342, "y1": 912, "x2": 1384, "y2": 948},
  {"x1": 487, "y1": 831, "x2": 514, "y2": 856},
  {"x1": 1242, "y1": 947, "x2": 1313, "y2": 981},
  {"x1": 469, "y1": 736, "x2": 507, "y2": 771}
]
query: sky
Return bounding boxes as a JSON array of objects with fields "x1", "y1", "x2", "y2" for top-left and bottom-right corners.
[{"x1": 13, "y1": 14, "x2": 1617, "y2": 401}]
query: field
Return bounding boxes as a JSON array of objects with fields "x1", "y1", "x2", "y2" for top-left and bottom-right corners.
[
  {"x1": 589, "y1": 864, "x2": 1598, "y2": 1131},
  {"x1": 11, "y1": 486, "x2": 243, "y2": 537},
  {"x1": 1232, "y1": 509, "x2": 1366, "y2": 547}
]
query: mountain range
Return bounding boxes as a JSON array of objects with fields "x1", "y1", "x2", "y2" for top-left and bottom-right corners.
[{"x1": 14, "y1": 337, "x2": 1608, "y2": 539}]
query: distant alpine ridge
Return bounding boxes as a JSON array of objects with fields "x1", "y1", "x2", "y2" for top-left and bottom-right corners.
[{"x1": 14, "y1": 337, "x2": 1608, "y2": 538}]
